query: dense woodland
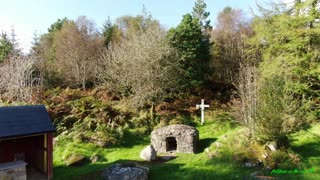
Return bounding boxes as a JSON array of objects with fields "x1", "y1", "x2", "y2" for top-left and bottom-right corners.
[{"x1": 0, "y1": 0, "x2": 319, "y2": 179}]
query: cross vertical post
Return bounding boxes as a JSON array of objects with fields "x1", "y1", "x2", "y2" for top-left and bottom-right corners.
[{"x1": 196, "y1": 99, "x2": 210, "y2": 125}]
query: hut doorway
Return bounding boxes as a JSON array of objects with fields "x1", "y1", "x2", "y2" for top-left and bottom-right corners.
[{"x1": 166, "y1": 137, "x2": 177, "y2": 151}]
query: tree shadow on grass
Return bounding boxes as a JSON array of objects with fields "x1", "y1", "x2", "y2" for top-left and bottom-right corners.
[
  {"x1": 149, "y1": 161, "x2": 253, "y2": 180},
  {"x1": 291, "y1": 141, "x2": 320, "y2": 166},
  {"x1": 290, "y1": 130, "x2": 320, "y2": 166},
  {"x1": 196, "y1": 138, "x2": 217, "y2": 154},
  {"x1": 55, "y1": 158, "x2": 273, "y2": 180}
]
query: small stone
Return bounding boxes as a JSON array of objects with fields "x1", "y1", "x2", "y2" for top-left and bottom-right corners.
[
  {"x1": 140, "y1": 145, "x2": 157, "y2": 161},
  {"x1": 250, "y1": 171, "x2": 263, "y2": 177},
  {"x1": 90, "y1": 155, "x2": 99, "y2": 163},
  {"x1": 244, "y1": 162, "x2": 253, "y2": 168},
  {"x1": 264, "y1": 166, "x2": 272, "y2": 171},
  {"x1": 161, "y1": 156, "x2": 172, "y2": 161},
  {"x1": 215, "y1": 142, "x2": 222, "y2": 148},
  {"x1": 267, "y1": 142, "x2": 277, "y2": 151},
  {"x1": 65, "y1": 154, "x2": 85, "y2": 166},
  {"x1": 222, "y1": 135, "x2": 227, "y2": 140},
  {"x1": 262, "y1": 153, "x2": 268, "y2": 158}
]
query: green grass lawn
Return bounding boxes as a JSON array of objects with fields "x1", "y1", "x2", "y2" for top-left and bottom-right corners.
[{"x1": 53, "y1": 121, "x2": 320, "y2": 180}]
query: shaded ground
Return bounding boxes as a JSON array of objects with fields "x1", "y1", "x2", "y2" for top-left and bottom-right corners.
[{"x1": 27, "y1": 167, "x2": 47, "y2": 180}]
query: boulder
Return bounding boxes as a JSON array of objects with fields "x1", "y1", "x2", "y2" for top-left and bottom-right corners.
[
  {"x1": 102, "y1": 163, "x2": 148, "y2": 180},
  {"x1": 65, "y1": 154, "x2": 85, "y2": 166},
  {"x1": 140, "y1": 145, "x2": 156, "y2": 161}
]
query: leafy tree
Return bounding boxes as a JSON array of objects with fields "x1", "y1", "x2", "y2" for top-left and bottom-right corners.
[
  {"x1": 102, "y1": 8, "x2": 159, "y2": 47},
  {"x1": 0, "y1": 32, "x2": 13, "y2": 62},
  {"x1": 34, "y1": 17, "x2": 104, "y2": 89},
  {"x1": 237, "y1": 0, "x2": 320, "y2": 145},
  {"x1": 167, "y1": 14, "x2": 211, "y2": 89},
  {"x1": 36, "y1": 18, "x2": 67, "y2": 61},
  {"x1": 254, "y1": 75, "x2": 301, "y2": 145},
  {"x1": 115, "y1": 13, "x2": 159, "y2": 39},
  {"x1": 54, "y1": 16, "x2": 104, "y2": 90},
  {"x1": 249, "y1": 0, "x2": 320, "y2": 121},
  {"x1": 32, "y1": 18, "x2": 68, "y2": 87}
]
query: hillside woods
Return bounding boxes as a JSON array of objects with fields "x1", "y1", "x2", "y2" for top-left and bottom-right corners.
[{"x1": 0, "y1": 0, "x2": 319, "y2": 179}]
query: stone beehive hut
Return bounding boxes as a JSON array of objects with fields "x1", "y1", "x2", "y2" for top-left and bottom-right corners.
[{"x1": 151, "y1": 124, "x2": 199, "y2": 153}]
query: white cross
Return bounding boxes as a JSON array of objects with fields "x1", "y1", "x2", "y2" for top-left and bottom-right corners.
[{"x1": 196, "y1": 99, "x2": 210, "y2": 125}]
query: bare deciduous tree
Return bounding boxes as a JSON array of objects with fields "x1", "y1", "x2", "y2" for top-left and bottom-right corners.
[
  {"x1": 0, "y1": 55, "x2": 42, "y2": 102},
  {"x1": 234, "y1": 64, "x2": 258, "y2": 136},
  {"x1": 211, "y1": 7, "x2": 253, "y2": 83},
  {"x1": 98, "y1": 23, "x2": 180, "y2": 108}
]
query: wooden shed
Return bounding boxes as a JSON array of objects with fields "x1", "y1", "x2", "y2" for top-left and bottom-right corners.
[{"x1": 0, "y1": 105, "x2": 55, "y2": 180}]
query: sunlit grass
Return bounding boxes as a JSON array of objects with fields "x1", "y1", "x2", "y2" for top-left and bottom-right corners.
[{"x1": 53, "y1": 117, "x2": 320, "y2": 180}]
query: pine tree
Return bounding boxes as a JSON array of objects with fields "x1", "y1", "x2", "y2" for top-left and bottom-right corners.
[
  {"x1": 167, "y1": 14, "x2": 211, "y2": 89},
  {"x1": 0, "y1": 32, "x2": 13, "y2": 62},
  {"x1": 9, "y1": 26, "x2": 21, "y2": 55},
  {"x1": 192, "y1": 0, "x2": 212, "y2": 32}
]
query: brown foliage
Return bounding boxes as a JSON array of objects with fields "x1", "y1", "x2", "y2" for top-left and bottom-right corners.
[
  {"x1": 54, "y1": 16, "x2": 104, "y2": 90},
  {"x1": 211, "y1": 7, "x2": 253, "y2": 83}
]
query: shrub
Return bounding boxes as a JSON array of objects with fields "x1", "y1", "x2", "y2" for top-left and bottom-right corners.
[
  {"x1": 254, "y1": 76, "x2": 304, "y2": 145},
  {"x1": 236, "y1": 66, "x2": 305, "y2": 146}
]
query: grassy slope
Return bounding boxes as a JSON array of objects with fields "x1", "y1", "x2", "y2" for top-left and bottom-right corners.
[{"x1": 53, "y1": 122, "x2": 320, "y2": 180}]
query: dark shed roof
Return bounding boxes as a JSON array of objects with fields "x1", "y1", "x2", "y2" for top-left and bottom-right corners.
[{"x1": 0, "y1": 105, "x2": 55, "y2": 139}]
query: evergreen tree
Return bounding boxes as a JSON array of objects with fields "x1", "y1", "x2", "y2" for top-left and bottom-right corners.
[
  {"x1": 48, "y1": 18, "x2": 67, "y2": 33},
  {"x1": 30, "y1": 31, "x2": 40, "y2": 55},
  {"x1": 102, "y1": 17, "x2": 122, "y2": 47},
  {"x1": 9, "y1": 27, "x2": 21, "y2": 55},
  {"x1": 167, "y1": 14, "x2": 211, "y2": 89},
  {"x1": 102, "y1": 17, "x2": 114, "y2": 47},
  {"x1": 0, "y1": 32, "x2": 13, "y2": 62},
  {"x1": 192, "y1": 0, "x2": 211, "y2": 32},
  {"x1": 249, "y1": 0, "x2": 320, "y2": 123}
]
